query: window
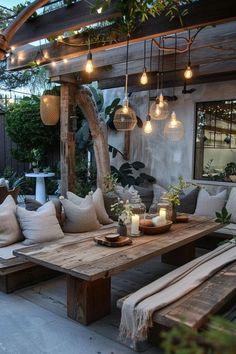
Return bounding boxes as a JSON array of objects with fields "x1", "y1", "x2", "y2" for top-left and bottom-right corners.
[{"x1": 194, "y1": 99, "x2": 236, "y2": 183}]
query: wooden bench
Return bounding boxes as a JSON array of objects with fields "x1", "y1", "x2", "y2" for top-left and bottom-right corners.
[
  {"x1": 0, "y1": 256, "x2": 59, "y2": 293},
  {"x1": 117, "y1": 261, "x2": 236, "y2": 348}
]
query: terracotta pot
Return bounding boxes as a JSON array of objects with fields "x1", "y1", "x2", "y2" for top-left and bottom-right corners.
[{"x1": 40, "y1": 95, "x2": 60, "y2": 125}]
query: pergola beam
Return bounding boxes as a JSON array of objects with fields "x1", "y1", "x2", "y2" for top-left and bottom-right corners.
[
  {"x1": 9, "y1": 0, "x2": 120, "y2": 47},
  {"x1": 7, "y1": 0, "x2": 236, "y2": 71}
]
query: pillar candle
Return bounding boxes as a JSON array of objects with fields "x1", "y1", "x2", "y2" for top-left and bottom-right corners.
[
  {"x1": 159, "y1": 208, "x2": 166, "y2": 220},
  {"x1": 131, "y1": 214, "x2": 140, "y2": 235}
]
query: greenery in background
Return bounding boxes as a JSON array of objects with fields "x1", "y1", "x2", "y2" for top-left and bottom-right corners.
[
  {"x1": 111, "y1": 161, "x2": 156, "y2": 187},
  {"x1": 224, "y1": 162, "x2": 236, "y2": 178},
  {"x1": 5, "y1": 95, "x2": 60, "y2": 164},
  {"x1": 103, "y1": 173, "x2": 119, "y2": 193},
  {"x1": 161, "y1": 316, "x2": 236, "y2": 354},
  {"x1": 75, "y1": 154, "x2": 97, "y2": 197},
  {"x1": 215, "y1": 207, "x2": 232, "y2": 225}
]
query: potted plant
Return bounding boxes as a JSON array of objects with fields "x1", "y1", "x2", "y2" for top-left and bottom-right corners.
[
  {"x1": 110, "y1": 199, "x2": 133, "y2": 236},
  {"x1": 103, "y1": 173, "x2": 119, "y2": 220},
  {"x1": 40, "y1": 86, "x2": 60, "y2": 126},
  {"x1": 31, "y1": 148, "x2": 42, "y2": 173}
]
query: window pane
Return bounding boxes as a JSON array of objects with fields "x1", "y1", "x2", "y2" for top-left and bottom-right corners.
[{"x1": 194, "y1": 100, "x2": 236, "y2": 182}]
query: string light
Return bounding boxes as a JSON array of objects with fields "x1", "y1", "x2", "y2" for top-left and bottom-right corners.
[
  {"x1": 140, "y1": 40, "x2": 148, "y2": 85},
  {"x1": 184, "y1": 30, "x2": 193, "y2": 80},
  {"x1": 97, "y1": 7, "x2": 103, "y2": 13},
  {"x1": 143, "y1": 114, "x2": 152, "y2": 134},
  {"x1": 63, "y1": 58, "x2": 68, "y2": 63},
  {"x1": 85, "y1": 38, "x2": 93, "y2": 73},
  {"x1": 56, "y1": 35, "x2": 64, "y2": 43},
  {"x1": 51, "y1": 61, "x2": 56, "y2": 67}
]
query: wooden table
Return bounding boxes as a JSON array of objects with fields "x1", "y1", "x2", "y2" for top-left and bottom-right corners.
[{"x1": 14, "y1": 216, "x2": 221, "y2": 325}]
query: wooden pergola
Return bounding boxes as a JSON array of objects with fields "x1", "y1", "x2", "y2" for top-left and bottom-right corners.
[{"x1": 2, "y1": 0, "x2": 236, "y2": 194}]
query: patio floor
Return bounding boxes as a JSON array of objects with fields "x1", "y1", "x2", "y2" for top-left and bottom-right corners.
[{"x1": 0, "y1": 255, "x2": 175, "y2": 354}]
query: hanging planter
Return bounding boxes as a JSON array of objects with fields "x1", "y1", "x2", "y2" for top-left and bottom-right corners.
[{"x1": 40, "y1": 86, "x2": 60, "y2": 126}]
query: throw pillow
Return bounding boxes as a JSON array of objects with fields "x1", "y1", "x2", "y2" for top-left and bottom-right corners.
[
  {"x1": 67, "y1": 189, "x2": 113, "y2": 225},
  {"x1": 60, "y1": 196, "x2": 100, "y2": 233},
  {"x1": 226, "y1": 187, "x2": 236, "y2": 223},
  {"x1": 194, "y1": 189, "x2": 227, "y2": 217},
  {"x1": 0, "y1": 195, "x2": 22, "y2": 247},
  {"x1": 134, "y1": 185, "x2": 154, "y2": 211},
  {"x1": 90, "y1": 188, "x2": 113, "y2": 225},
  {"x1": 17, "y1": 201, "x2": 64, "y2": 245},
  {"x1": 25, "y1": 197, "x2": 63, "y2": 225},
  {"x1": 176, "y1": 187, "x2": 200, "y2": 214}
]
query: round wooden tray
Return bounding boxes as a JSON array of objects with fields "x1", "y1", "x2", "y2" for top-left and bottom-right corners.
[
  {"x1": 94, "y1": 235, "x2": 132, "y2": 247},
  {"x1": 139, "y1": 221, "x2": 173, "y2": 235}
]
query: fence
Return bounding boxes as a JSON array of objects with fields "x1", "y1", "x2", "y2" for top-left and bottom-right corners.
[{"x1": 0, "y1": 108, "x2": 60, "y2": 176}]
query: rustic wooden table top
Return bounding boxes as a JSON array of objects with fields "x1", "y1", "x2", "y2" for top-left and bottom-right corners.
[{"x1": 14, "y1": 216, "x2": 222, "y2": 281}]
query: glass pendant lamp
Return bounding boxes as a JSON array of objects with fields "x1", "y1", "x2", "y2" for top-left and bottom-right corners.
[
  {"x1": 184, "y1": 30, "x2": 193, "y2": 80},
  {"x1": 114, "y1": 38, "x2": 137, "y2": 131},
  {"x1": 150, "y1": 38, "x2": 169, "y2": 120},
  {"x1": 164, "y1": 111, "x2": 184, "y2": 141}
]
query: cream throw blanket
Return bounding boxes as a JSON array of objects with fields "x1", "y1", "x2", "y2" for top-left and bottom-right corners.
[{"x1": 119, "y1": 241, "x2": 236, "y2": 342}]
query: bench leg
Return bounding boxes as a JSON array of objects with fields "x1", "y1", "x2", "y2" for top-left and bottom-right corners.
[
  {"x1": 162, "y1": 243, "x2": 195, "y2": 266},
  {"x1": 67, "y1": 275, "x2": 111, "y2": 325}
]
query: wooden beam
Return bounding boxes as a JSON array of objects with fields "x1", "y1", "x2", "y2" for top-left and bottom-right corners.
[
  {"x1": 7, "y1": 0, "x2": 236, "y2": 71},
  {"x1": 9, "y1": 0, "x2": 120, "y2": 47}
]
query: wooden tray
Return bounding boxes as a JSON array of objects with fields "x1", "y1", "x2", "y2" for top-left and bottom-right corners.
[
  {"x1": 176, "y1": 214, "x2": 189, "y2": 223},
  {"x1": 139, "y1": 221, "x2": 172, "y2": 235},
  {"x1": 94, "y1": 235, "x2": 132, "y2": 247}
]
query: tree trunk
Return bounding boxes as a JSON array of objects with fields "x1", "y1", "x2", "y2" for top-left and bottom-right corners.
[{"x1": 76, "y1": 86, "x2": 110, "y2": 190}]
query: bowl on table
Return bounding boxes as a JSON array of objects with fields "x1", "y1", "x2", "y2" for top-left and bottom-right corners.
[{"x1": 139, "y1": 221, "x2": 172, "y2": 235}]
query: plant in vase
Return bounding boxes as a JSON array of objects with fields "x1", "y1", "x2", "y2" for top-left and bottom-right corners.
[
  {"x1": 110, "y1": 199, "x2": 133, "y2": 236},
  {"x1": 166, "y1": 176, "x2": 195, "y2": 222},
  {"x1": 31, "y1": 148, "x2": 43, "y2": 173}
]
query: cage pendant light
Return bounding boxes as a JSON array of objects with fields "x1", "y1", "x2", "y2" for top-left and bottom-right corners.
[
  {"x1": 150, "y1": 37, "x2": 169, "y2": 120},
  {"x1": 164, "y1": 34, "x2": 184, "y2": 141},
  {"x1": 113, "y1": 38, "x2": 137, "y2": 131}
]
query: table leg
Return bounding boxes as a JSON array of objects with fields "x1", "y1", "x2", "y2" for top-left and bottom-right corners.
[
  {"x1": 35, "y1": 177, "x2": 46, "y2": 204},
  {"x1": 67, "y1": 275, "x2": 111, "y2": 325},
  {"x1": 161, "y1": 243, "x2": 195, "y2": 266}
]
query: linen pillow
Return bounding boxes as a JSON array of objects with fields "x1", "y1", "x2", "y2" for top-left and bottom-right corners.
[
  {"x1": 67, "y1": 189, "x2": 113, "y2": 225},
  {"x1": 0, "y1": 195, "x2": 22, "y2": 247},
  {"x1": 194, "y1": 189, "x2": 227, "y2": 217},
  {"x1": 24, "y1": 197, "x2": 63, "y2": 225},
  {"x1": 60, "y1": 196, "x2": 100, "y2": 233},
  {"x1": 176, "y1": 187, "x2": 200, "y2": 214},
  {"x1": 17, "y1": 201, "x2": 64, "y2": 245},
  {"x1": 226, "y1": 187, "x2": 236, "y2": 223}
]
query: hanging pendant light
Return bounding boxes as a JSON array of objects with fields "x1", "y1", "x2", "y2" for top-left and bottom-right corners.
[
  {"x1": 184, "y1": 30, "x2": 193, "y2": 79},
  {"x1": 164, "y1": 35, "x2": 184, "y2": 141},
  {"x1": 140, "y1": 40, "x2": 148, "y2": 85},
  {"x1": 164, "y1": 111, "x2": 184, "y2": 141},
  {"x1": 114, "y1": 38, "x2": 137, "y2": 131},
  {"x1": 85, "y1": 38, "x2": 93, "y2": 73},
  {"x1": 143, "y1": 114, "x2": 152, "y2": 134},
  {"x1": 150, "y1": 38, "x2": 169, "y2": 120}
]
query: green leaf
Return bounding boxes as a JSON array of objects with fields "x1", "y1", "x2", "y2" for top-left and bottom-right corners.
[{"x1": 132, "y1": 161, "x2": 145, "y2": 170}]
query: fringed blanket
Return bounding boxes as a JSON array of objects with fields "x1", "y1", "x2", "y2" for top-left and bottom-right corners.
[{"x1": 119, "y1": 241, "x2": 236, "y2": 343}]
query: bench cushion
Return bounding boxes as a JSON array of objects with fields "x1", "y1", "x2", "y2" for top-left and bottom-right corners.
[
  {"x1": 194, "y1": 189, "x2": 227, "y2": 217},
  {"x1": 0, "y1": 195, "x2": 22, "y2": 247}
]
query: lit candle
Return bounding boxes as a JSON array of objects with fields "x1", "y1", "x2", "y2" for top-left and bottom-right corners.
[
  {"x1": 159, "y1": 208, "x2": 166, "y2": 220},
  {"x1": 131, "y1": 214, "x2": 140, "y2": 236}
]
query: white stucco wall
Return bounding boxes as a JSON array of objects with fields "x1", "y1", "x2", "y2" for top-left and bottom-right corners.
[{"x1": 103, "y1": 80, "x2": 236, "y2": 189}]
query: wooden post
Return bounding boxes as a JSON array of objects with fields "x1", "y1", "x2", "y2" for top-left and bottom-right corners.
[
  {"x1": 60, "y1": 83, "x2": 77, "y2": 195},
  {"x1": 67, "y1": 275, "x2": 111, "y2": 325}
]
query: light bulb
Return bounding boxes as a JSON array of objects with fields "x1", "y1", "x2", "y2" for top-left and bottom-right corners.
[
  {"x1": 63, "y1": 58, "x2": 68, "y2": 63},
  {"x1": 159, "y1": 93, "x2": 164, "y2": 108},
  {"x1": 57, "y1": 35, "x2": 63, "y2": 43},
  {"x1": 140, "y1": 69, "x2": 148, "y2": 85},
  {"x1": 36, "y1": 58, "x2": 41, "y2": 65},
  {"x1": 51, "y1": 61, "x2": 56, "y2": 67},
  {"x1": 164, "y1": 111, "x2": 184, "y2": 141},
  {"x1": 85, "y1": 52, "x2": 93, "y2": 73},
  {"x1": 170, "y1": 111, "x2": 178, "y2": 128},
  {"x1": 155, "y1": 103, "x2": 161, "y2": 116},
  {"x1": 144, "y1": 117, "x2": 152, "y2": 134},
  {"x1": 184, "y1": 65, "x2": 193, "y2": 79},
  {"x1": 123, "y1": 105, "x2": 129, "y2": 114},
  {"x1": 97, "y1": 7, "x2": 103, "y2": 13}
]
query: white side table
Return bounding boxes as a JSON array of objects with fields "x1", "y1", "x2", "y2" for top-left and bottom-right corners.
[{"x1": 25, "y1": 172, "x2": 55, "y2": 204}]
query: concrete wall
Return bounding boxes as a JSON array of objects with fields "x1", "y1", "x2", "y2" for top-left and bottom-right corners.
[{"x1": 103, "y1": 80, "x2": 236, "y2": 189}]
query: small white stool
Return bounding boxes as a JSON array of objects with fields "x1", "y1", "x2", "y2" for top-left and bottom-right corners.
[{"x1": 25, "y1": 172, "x2": 55, "y2": 204}]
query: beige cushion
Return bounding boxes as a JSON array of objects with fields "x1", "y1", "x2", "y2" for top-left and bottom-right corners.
[
  {"x1": 17, "y1": 201, "x2": 64, "y2": 245},
  {"x1": 194, "y1": 189, "x2": 227, "y2": 217},
  {"x1": 67, "y1": 189, "x2": 113, "y2": 225},
  {"x1": 0, "y1": 195, "x2": 22, "y2": 247},
  {"x1": 226, "y1": 187, "x2": 236, "y2": 223},
  {"x1": 60, "y1": 196, "x2": 100, "y2": 233}
]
